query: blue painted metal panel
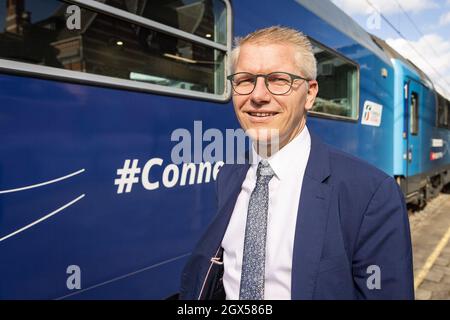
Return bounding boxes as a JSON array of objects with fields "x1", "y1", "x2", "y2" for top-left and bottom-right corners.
[
  {"x1": 391, "y1": 59, "x2": 450, "y2": 182},
  {"x1": 0, "y1": 74, "x2": 238, "y2": 299},
  {"x1": 0, "y1": 0, "x2": 448, "y2": 300}
]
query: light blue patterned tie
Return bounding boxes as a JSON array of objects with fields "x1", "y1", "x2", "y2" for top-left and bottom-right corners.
[{"x1": 239, "y1": 160, "x2": 275, "y2": 300}]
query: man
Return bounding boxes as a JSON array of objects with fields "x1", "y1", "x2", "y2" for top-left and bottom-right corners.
[{"x1": 179, "y1": 26, "x2": 414, "y2": 300}]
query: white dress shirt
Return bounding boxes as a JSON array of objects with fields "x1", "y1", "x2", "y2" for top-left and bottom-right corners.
[{"x1": 221, "y1": 126, "x2": 311, "y2": 300}]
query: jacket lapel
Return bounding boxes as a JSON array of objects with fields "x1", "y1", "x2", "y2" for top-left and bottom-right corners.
[
  {"x1": 195, "y1": 163, "x2": 250, "y2": 259},
  {"x1": 181, "y1": 162, "x2": 250, "y2": 299},
  {"x1": 291, "y1": 133, "x2": 332, "y2": 299},
  {"x1": 196, "y1": 135, "x2": 333, "y2": 299}
]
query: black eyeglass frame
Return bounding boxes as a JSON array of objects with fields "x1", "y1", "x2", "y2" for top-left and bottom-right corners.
[{"x1": 226, "y1": 71, "x2": 310, "y2": 95}]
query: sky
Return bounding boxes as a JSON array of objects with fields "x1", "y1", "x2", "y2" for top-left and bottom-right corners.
[{"x1": 330, "y1": 0, "x2": 450, "y2": 99}]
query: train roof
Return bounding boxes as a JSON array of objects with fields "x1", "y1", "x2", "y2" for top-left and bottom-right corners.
[
  {"x1": 370, "y1": 34, "x2": 434, "y2": 89},
  {"x1": 297, "y1": 0, "x2": 442, "y2": 95},
  {"x1": 296, "y1": 0, "x2": 391, "y2": 65}
]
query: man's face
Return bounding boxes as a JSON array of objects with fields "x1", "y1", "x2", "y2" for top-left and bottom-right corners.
[{"x1": 232, "y1": 43, "x2": 318, "y2": 149}]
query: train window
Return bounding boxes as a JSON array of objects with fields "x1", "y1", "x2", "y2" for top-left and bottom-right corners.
[
  {"x1": 93, "y1": 0, "x2": 227, "y2": 45},
  {"x1": 410, "y1": 92, "x2": 419, "y2": 135},
  {"x1": 0, "y1": 0, "x2": 229, "y2": 98},
  {"x1": 310, "y1": 42, "x2": 359, "y2": 120},
  {"x1": 447, "y1": 100, "x2": 450, "y2": 129},
  {"x1": 436, "y1": 93, "x2": 449, "y2": 128},
  {"x1": 446, "y1": 100, "x2": 450, "y2": 129}
]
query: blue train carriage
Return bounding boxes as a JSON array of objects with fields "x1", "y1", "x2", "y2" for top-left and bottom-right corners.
[
  {"x1": 0, "y1": 0, "x2": 438, "y2": 299},
  {"x1": 371, "y1": 35, "x2": 450, "y2": 208},
  {"x1": 434, "y1": 92, "x2": 450, "y2": 191},
  {"x1": 0, "y1": 0, "x2": 235, "y2": 299}
]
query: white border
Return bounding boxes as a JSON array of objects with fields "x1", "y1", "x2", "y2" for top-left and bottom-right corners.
[{"x1": 0, "y1": 59, "x2": 230, "y2": 102}]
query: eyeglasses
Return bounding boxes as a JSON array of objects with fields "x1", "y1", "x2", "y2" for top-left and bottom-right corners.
[{"x1": 227, "y1": 72, "x2": 309, "y2": 95}]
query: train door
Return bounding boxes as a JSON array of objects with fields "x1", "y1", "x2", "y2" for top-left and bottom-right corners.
[{"x1": 404, "y1": 79, "x2": 424, "y2": 197}]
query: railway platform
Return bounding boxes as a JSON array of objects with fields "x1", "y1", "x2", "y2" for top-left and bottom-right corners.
[{"x1": 411, "y1": 191, "x2": 450, "y2": 300}]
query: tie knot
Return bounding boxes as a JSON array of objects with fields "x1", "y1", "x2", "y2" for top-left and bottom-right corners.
[{"x1": 257, "y1": 160, "x2": 275, "y2": 178}]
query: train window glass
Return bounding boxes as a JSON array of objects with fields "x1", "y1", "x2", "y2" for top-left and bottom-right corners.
[
  {"x1": 447, "y1": 100, "x2": 450, "y2": 130},
  {"x1": 0, "y1": 0, "x2": 226, "y2": 95},
  {"x1": 410, "y1": 92, "x2": 419, "y2": 135},
  {"x1": 94, "y1": 0, "x2": 227, "y2": 45},
  {"x1": 436, "y1": 93, "x2": 448, "y2": 128},
  {"x1": 310, "y1": 43, "x2": 358, "y2": 120}
]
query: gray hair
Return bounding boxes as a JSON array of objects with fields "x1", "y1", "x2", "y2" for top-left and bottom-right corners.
[{"x1": 230, "y1": 26, "x2": 317, "y2": 80}]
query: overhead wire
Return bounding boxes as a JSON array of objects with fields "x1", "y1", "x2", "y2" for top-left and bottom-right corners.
[{"x1": 365, "y1": 0, "x2": 450, "y2": 96}]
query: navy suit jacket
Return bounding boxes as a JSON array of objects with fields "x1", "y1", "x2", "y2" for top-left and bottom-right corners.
[{"x1": 179, "y1": 133, "x2": 414, "y2": 300}]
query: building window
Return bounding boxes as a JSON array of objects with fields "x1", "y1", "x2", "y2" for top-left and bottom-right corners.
[
  {"x1": 310, "y1": 41, "x2": 359, "y2": 120},
  {"x1": 0, "y1": 0, "x2": 229, "y2": 97}
]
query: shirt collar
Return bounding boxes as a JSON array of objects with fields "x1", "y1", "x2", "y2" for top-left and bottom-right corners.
[{"x1": 251, "y1": 126, "x2": 311, "y2": 181}]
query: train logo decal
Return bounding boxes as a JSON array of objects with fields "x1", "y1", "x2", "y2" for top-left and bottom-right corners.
[
  {"x1": 430, "y1": 139, "x2": 448, "y2": 161},
  {"x1": 361, "y1": 101, "x2": 383, "y2": 127}
]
